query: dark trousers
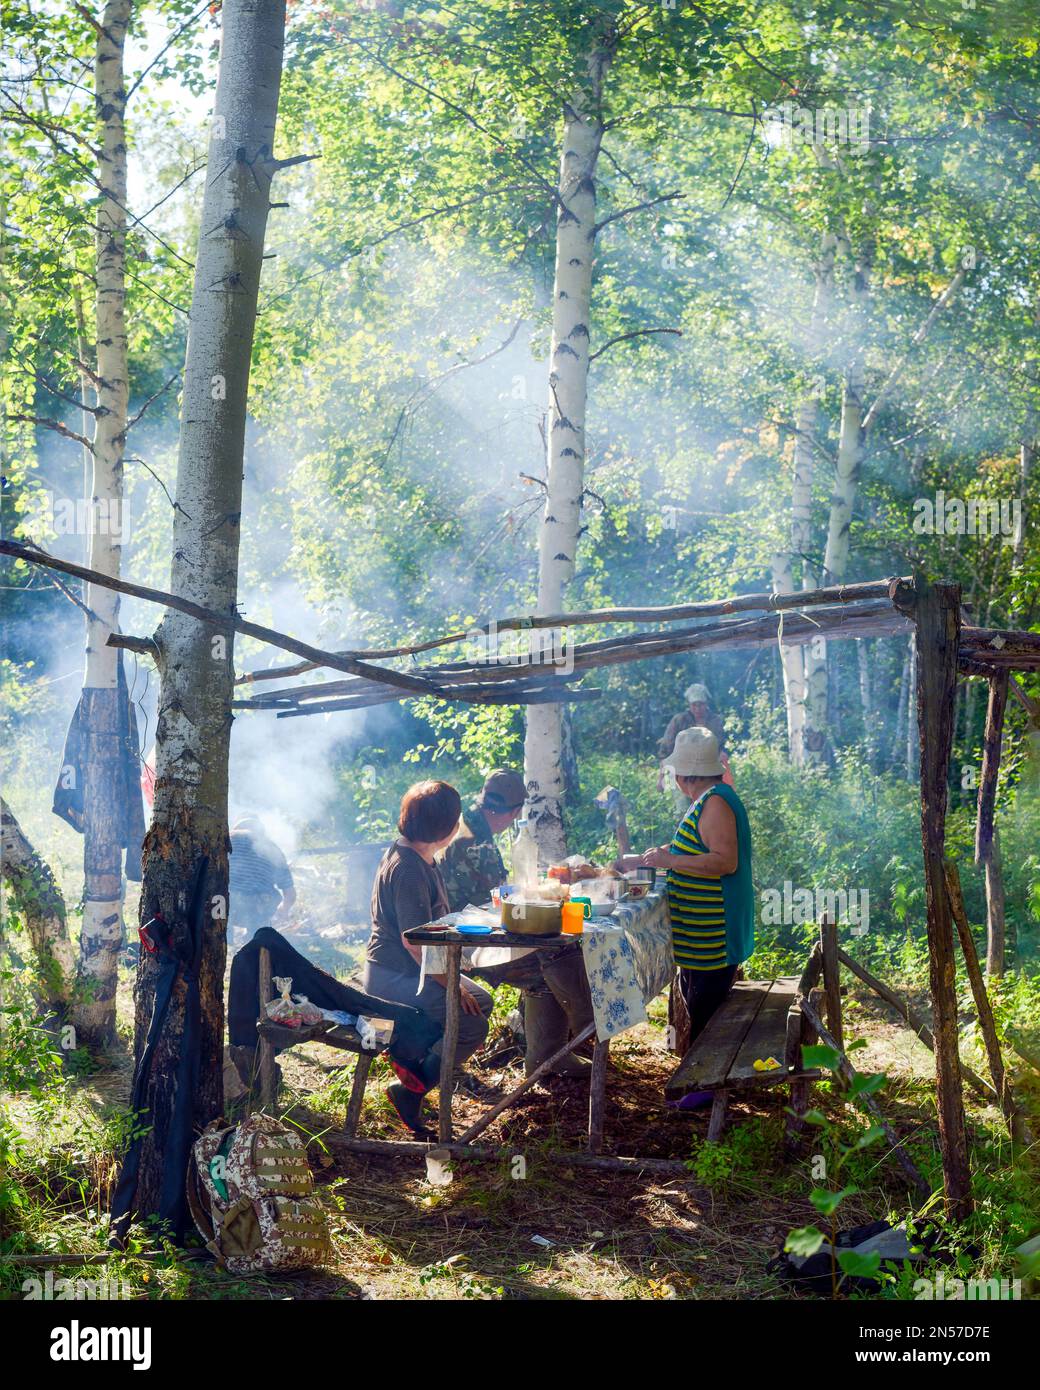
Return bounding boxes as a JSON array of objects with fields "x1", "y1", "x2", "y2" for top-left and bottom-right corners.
[
  {"x1": 229, "y1": 927, "x2": 440, "y2": 1066},
  {"x1": 679, "y1": 963, "x2": 739, "y2": 1043}
]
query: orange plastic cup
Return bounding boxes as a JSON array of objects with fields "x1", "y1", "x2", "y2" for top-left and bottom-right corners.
[{"x1": 561, "y1": 901, "x2": 586, "y2": 935}]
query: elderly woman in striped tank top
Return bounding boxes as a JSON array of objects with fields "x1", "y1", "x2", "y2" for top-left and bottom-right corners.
[{"x1": 636, "y1": 726, "x2": 755, "y2": 1105}]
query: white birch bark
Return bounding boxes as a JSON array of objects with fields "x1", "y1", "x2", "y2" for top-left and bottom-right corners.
[
  {"x1": 523, "y1": 40, "x2": 612, "y2": 862},
  {"x1": 1, "y1": 797, "x2": 76, "y2": 1011},
  {"x1": 77, "y1": 0, "x2": 131, "y2": 1045},
  {"x1": 892, "y1": 638, "x2": 910, "y2": 768},
  {"x1": 857, "y1": 637, "x2": 874, "y2": 766},
  {"x1": 1014, "y1": 321, "x2": 1037, "y2": 571},
  {"x1": 771, "y1": 230, "x2": 836, "y2": 764},
  {"x1": 130, "y1": 0, "x2": 288, "y2": 1213},
  {"x1": 803, "y1": 244, "x2": 871, "y2": 758}
]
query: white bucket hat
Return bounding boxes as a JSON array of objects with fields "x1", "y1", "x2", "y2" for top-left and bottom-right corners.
[
  {"x1": 684, "y1": 682, "x2": 710, "y2": 704},
  {"x1": 665, "y1": 726, "x2": 724, "y2": 778}
]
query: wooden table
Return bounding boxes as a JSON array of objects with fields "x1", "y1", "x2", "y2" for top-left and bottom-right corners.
[{"x1": 404, "y1": 923, "x2": 598, "y2": 1145}]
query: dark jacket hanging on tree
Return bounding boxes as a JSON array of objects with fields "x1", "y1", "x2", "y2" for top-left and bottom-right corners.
[
  {"x1": 52, "y1": 655, "x2": 147, "y2": 880},
  {"x1": 110, "y1": 858, "x2": 207, "y2": 1245}
]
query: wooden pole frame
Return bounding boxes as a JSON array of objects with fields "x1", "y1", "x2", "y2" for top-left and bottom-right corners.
[{"x1": 914, "y1": 576, "x2": 973, "y2": 1220}]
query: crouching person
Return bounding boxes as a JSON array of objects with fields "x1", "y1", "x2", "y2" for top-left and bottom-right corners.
[{"x1": 361, "y1": 780, "x2": 493, "y2": 1137}]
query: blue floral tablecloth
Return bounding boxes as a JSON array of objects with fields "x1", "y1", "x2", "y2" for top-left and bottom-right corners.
[{"x1": 581, "y1": 890, "x2": 674, "y2": 1040}]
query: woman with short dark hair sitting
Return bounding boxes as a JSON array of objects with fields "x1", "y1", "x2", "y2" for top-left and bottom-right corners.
[{"x1": 362, "y1": 779, "x2": 493, "y2": 1137}]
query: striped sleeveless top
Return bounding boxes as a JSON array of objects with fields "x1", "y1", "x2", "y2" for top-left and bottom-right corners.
[{"x1": 666, "y1": 792, "x2": 728, "y2": 971}]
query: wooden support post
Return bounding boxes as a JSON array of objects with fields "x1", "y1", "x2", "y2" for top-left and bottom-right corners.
[
  {"x1": 944, "y1": 861, "x2": 1033, "y2": 1147},
  {"x1": 819, "y1": 915, "x2": 843, "y2": 1054},
  {"x1": 975, "y1": 671, "x2": 1009, "y2": 976},
  {"x1": 588, "y1": 1037, "x2": 610, "y2": 1153},
  {"x1": 706, "y1": 1088, "x2": 729, "y2": 1143},
  {"x1": 343, "y1": 1050, "x2": 372, "y2": 1140},
  {"x1": 258, "y1": 946, "x2": 276, "y2": 1110},
  {"x1": 786, "y1": 942, "x2": 823, "y2": 1070},
  {"x1": 915, "y1": 576, "x2": 973, "y2": 1219},
  {"x1": 438, "y1": 942, "x2": 463, "y2": 1144},
  {"x1": 668, "y1": 971, "x2": 692, "y2": 1057}
]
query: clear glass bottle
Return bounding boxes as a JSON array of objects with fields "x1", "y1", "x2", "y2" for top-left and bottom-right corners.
[{"x1": 511, "y1": 818, "x2": 539, "y2": 891}]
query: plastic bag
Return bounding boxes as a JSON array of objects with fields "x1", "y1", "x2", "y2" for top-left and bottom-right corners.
[
  {"x1": 356, "y1": 1015, "x2": 394, "y2": 1051},
  {"x1": 266, "y1": 977, "x2": 323, "y2": 1028}
]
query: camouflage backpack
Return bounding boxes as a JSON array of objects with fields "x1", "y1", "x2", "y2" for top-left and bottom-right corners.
[{"x1": 186, "y1": 1113, "x2": 331, "y2": 1273}]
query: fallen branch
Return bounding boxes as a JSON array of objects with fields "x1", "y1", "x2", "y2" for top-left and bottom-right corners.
[
  {"x1": 837, "y1": 947, "x2": 994, "y2": 1104},
  {"x1": 0, "y1": 538, "x2": 444, "y2": 699},
  {"x1": 944, "y1": 861, "x2": 1033, "y2": 1148}
]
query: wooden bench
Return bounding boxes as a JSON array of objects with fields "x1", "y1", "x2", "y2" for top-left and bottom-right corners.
[
  {"x1": 666, "y1": 975, "x2": 824, "y2": 1142},
  {"x1": 666, "y1": 931, "x2": 839, "y2": 1144},
  {"x1": 249, "y1": 945, "x2": 377, "y2": 1139}
]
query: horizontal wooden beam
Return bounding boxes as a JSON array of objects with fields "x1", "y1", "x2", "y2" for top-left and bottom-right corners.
[
  {"x1": 235, "y1": 575, "x2": 913, "y2": 683},
  {"x1": 235, "y1": 600, "x2": 913, "y2": 713}
]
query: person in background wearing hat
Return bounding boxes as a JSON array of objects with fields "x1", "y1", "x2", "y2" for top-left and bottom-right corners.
[
  {"x1": 656, "y1": 684, "x2": 732, "y2": 806},
  {"x1": 638, "y1": 726, "x2": 754, "y2": 1108},
  {"x1": 438, "y1": 769, "x2": 526, "y2": 911},
  {"x1": 439, "y1": 769, "x2": 594, "y2": 1079}
]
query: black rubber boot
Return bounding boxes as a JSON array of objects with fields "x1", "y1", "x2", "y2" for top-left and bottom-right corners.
[
  {"x1": 524, "y1": 991, "x2": 591, "y2": 1077},
  {"x1": 386, "y1": 1082, "x2": 436, "y2": 1140}
]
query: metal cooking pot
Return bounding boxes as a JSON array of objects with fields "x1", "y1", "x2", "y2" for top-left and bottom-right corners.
[{"x1": 500, "y1": 898, "x2": 563, "y2": 936}]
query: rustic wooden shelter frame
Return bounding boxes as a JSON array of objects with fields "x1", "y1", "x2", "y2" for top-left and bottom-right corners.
[{"x1": 5, "y1": 538, "x2": 1040, "y2": 1216}]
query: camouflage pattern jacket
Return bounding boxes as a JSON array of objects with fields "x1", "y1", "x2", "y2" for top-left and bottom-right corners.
[{"x1": 439, "y1": 806, "x2": 507, "y2": 911}]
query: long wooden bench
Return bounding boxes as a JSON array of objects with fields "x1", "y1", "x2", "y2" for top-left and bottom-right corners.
[
  {"x1": 248, "y1": 946, "x2": 377, "y2": 1139},
  {"x1": 666, "y1": 955, "x2": 828, "y2": 1144}
]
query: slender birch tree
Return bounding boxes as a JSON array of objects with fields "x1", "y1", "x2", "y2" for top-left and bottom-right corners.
[
  {"x1": 523, "y1": 29, "x2": 615, "y2": 861},
  {"x1": 129, "y1": 0, "x2": 289, "y2": 1216},
  {"x1": 771, "y1": 226, "x2": 836, "y2": 765},
  {"x1": 75, "y1": 0, "x2": 133, "y2": 1046}
]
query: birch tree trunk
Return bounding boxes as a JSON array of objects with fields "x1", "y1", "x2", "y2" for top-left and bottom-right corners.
[
  {"x1": 892, "y1": 638, "x2": 910, "y2": 769},
  {"x1": 129, "y1": 0, "x2": 287, "y2": 1217},
  {"x1": 523, "y1": 38, "x2": 613, "y2": 862},
  {"x1": 1014, "y1": 335, "x2": 1037, "y2": 572},
  {"x1": 1, "y1": 797, "x2": 76, "y2": 1014},
  {"x1": 76, "y1": 0, "x2": 132, "y2": 1047},
  {"x1": 857, "y1": 637, "x2": 874, "y2": 767},
  {"x1": 771, "y1": 230, "x2": 836, "y2": 764},
  {"x1": 804, "y1": 246, "x2": 870, "y2": 759}
]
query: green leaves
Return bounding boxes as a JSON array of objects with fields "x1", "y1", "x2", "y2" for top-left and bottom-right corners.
[
  {"x1": 810, "y1": 1184, "x2": 858, "y2": 1216},
  {"x1": 836, "y1": 1248, "x2": 882, "y2": 1281},
  {"x1": 848, "y1": 1070, "x2": 887, "y2": 1100},
  {"x1": 785, "y1": 1224, "x2": 826, "y2": 1258},
  {"x1": 802, "y1": 1042, "x2": 842, "y2": 1071}
]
